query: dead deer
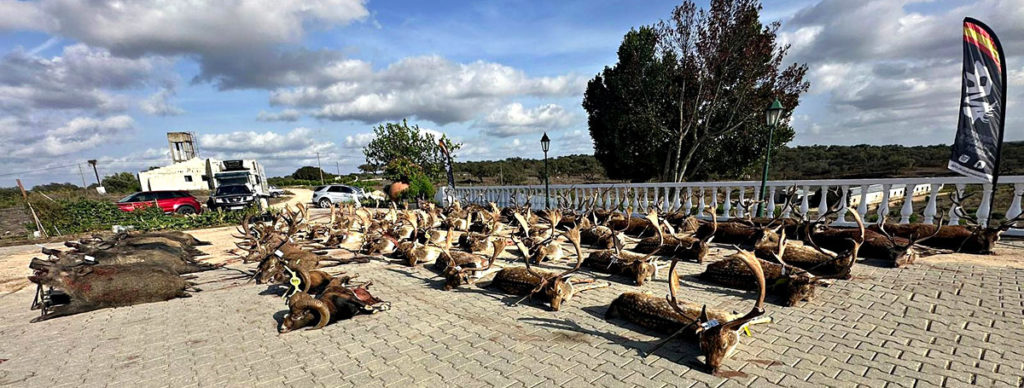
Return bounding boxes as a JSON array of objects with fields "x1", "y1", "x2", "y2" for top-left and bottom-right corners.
[
  {"x1": 702, "y1": 231, "x2": 824, "y2": 306},
  {"x1": 583, "y1": 238, "x2": 663, "y2": 285},
  {"x1": 278, "y1": 277, "x2": 389, "y2": 333},
  {"x1": 633, "y1": 208, "x2": 717, "y2": 264},
  {"x1": 439, "y1": 238, "x2": 510, "y2": 290},
  {"x1": 608, "y1": 251, "x2": 770, "y2": 374},
  {"x1": 867, "y1": 192, "x2": 1023, "y2": 254},
  {"x1": 490, "y1": 226, "x2": 599, "y2": 311},
  {"x1": 779, "y1": 209, "x2": 866, "y2": 279},
  {"x1": 816, "y1": 213, "x2": 944, "y2": 267},
  {"x1": 668, "y1": 251, "x2": 770, "y2": 374}
]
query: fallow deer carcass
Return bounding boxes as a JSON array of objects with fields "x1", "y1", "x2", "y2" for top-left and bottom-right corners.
[
  {"x1": 439, "y1": 238, "x2": 510, "y2": 290},
  {"x1": 278, "y1": 276, "x2": 389, "y2": 333},
  {"x1": 701, "y1": 231, "x2": 823, "y2": 306},
  {"x1": 605, "y1": 251, "x2": 769, "y2": 374},
  {"x1": 490, "y1": 226, "x2": 602, "y2": 311},
  {"x1": 866, "y1": 192, "x2": 1022, "y2": 254}
]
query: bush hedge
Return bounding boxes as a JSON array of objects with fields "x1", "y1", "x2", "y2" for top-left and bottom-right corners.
[{"x1": 33, "y1": 199, "x2": 261, "y2": 235}]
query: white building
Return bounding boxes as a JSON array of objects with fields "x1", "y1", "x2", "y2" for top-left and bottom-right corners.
[
  {"x1": 847, "y1": 183, "x2": 937, "y2": 207},
  {"x1": 138, "y1": 158, "x2": 268, "y2": 195}
]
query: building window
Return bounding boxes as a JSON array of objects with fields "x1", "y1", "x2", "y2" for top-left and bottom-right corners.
[
  {"x1": 201, "y1": 175, "x2": 209, "y2": 181},
  {"x1": 184, "y1": 175, "x2": 193, "y2": 182}
]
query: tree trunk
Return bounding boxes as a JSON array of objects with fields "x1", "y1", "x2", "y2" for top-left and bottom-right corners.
[{"x1": 674, "y1": 134, "x2": 703, "y2": 182}]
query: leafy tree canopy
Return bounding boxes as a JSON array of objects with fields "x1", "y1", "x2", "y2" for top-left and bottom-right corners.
[
  {"x1": 101, "y1": 172, "x2": 141, "y2": 194},
  {"x1": 585, "y1": 0, "x2": 809, "y2": 182},
  {"x1": 363, "y1": 119, "x2": 461, "y2": 182}
]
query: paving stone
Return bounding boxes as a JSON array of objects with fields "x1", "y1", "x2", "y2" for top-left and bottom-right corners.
[{"x1": 1, "y1": 227, "x2": 1022, "y2": 387}]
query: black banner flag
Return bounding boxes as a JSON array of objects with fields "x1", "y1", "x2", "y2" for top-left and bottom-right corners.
[
  {"x1": 438, "y1": 139, "x2": 456, "y2": 198},
  {"x1": 948, "y1": 17, "x2": 1007, "y2": 182}
]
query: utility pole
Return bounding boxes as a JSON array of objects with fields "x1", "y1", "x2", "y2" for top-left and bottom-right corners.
[
  {"x1": 336, "y1": 161, "x2": 341, "y2": 177},
  {"x1": 17, "y1": 179, "x2": 47, "y2": 238},
  {"x1": 87, "y1": 160, "x2": 101, "y2": 185},
  {"x1": 316, "y1": 152, "x2": 324, "y2": 184},
  {"x1": 78, "y1": 164, "x2": 87, "y2": 188}
]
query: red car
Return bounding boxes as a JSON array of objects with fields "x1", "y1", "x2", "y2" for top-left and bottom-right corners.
[{"x1": 117, "y1": 191, "x2": 202, "y2": 214}]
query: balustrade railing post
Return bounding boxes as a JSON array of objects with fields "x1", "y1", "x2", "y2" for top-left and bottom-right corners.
[
  {"x1": 878, "y1": 184, "x2": 892, "y2": 222},
  {"x1": 948, "y1": 184, "x2": 965, "y2": 225},
  {"x1": 1008, "y1": 183, "x2": 1024, "y2": 221},
  {"x1": 837, "y1": 185, "x2": 850, "y2": 223},
  {"x1": 722, "y1": 187, "x2": 732, "y2": 220},
  {"x1": 767, "y1": 186, "x2": 777, "y2": 218},
  {"x1": 923, "y1": 184, "x2": 939, "y2": 224},
  {"x1": 977, "y1": 183, "x2": 993, "y2": 227},
  {"x1": 684, "y1": 187, "x2": 693, "y2": 215},
  {"x1": 900, "y1": 183, "x2": 917, "y2": 224},
  {"x1": 697, "y1": 187, "x2": 707, "y2": 218},
  {"x1": 817, "y1": 185, "x2": 828, "y2": 219},
  {"x1": 737, "y1": 187, "x2": 747, "y2": 219},
  {"x1": 800, "y1": 185, "x2": 810, "y2": 218}
]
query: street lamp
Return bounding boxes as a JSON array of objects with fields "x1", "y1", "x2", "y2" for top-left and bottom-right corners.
[
  {"x1": 541, "y1": 132, "x2": 551, "y2": 209},
  {"x1": 757, "y1": 98, "x2": 784, "y2": 217}
]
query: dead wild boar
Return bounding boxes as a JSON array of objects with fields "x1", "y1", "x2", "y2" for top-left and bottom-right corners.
[{"x1": 28, "y1": 259, "x2": 194, "y2": 322}]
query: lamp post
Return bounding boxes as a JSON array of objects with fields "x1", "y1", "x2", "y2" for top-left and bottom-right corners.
[
  {"x1": 540, "y1": 132, "x2": 551, "y2": 209},
  {"x1": 757, "y1": 99, "x2": 784, "y2": 218}
]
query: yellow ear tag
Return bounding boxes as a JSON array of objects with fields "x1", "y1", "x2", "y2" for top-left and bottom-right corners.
[{"x1": 743, "y1": 326, "x2": 752, "y2": 337}]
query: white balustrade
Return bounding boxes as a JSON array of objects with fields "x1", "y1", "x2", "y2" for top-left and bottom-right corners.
[{"x1": 437, "y1": 175, "x2": 1024, "y2": 236}]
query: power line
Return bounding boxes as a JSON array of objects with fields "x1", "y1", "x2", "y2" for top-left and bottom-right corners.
[{"x1": 0, "y1": 163, "x2": 82, "y2": 177}]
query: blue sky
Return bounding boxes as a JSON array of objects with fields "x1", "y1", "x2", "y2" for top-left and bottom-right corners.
[{"x1": 1, "y1": 0, "x2": 1022, "y2": 187}]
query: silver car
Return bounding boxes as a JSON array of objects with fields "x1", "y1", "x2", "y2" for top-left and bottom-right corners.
[{"x1": 312, "y1": 185, "x2": 362, "y2": 208}]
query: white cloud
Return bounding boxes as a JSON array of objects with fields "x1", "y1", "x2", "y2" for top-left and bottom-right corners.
[
  {"x1": 0, "y1": 44, "x2": 164, "y2": 114},
  {"x1": 784, "y1": 0, "x2": 1024, "y2": 145},
  {"x1": 198, "y1": 127, "x2": 340, "y2": 173},
  {"x1": 271, "y1": 55, "x2": 586, "y2": 124},
  {"x1": 480, "y1": 103, "x2": 574, "y2": 137},
  {"x1": 140, "y1": 87, "x2": 184, "y2": 116},
  {"x1": 257, "y1": 109, "x2": 301, "y2": 122},
  {"x1": 0, "y1": 0, "x2": 370, "y2": 89},
  {"x1": 0, "y1": 0, "x2": 55, "y2": 31},
  {"x1": 344, "y1": 132, "x2": 375, "y2": 148},
  {"x1": 8, "y1": 115, "x2": 134, "y2": 158}
]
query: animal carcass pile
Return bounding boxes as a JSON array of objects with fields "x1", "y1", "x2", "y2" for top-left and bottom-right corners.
[
  {"x1": 231, "y1": 205, "x2": 391, "y2": 333},
  {"x1": 27, "y1": 231, "x2": 216, "y2": 322}
]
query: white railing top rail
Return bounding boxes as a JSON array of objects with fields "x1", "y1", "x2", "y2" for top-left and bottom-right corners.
[
  {"x1": 440, "y1": 175, "x2": 1024, "y2": 237},
  {"x1": 451, "y1": 175, "x2": 1024, "y2": 191}
]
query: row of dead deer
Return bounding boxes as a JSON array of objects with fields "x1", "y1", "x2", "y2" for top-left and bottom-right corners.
[{"x1": 27, "y1": 230, "x2": 213, "y2": 322}]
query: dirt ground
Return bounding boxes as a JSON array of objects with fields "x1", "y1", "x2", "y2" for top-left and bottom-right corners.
[{"x1": 0, "y1": 190, "x2": 314, "y2": 293}]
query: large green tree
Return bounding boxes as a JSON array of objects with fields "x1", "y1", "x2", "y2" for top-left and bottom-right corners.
[
  {"x1": 363, "y1": 120, "x2": 461, "y2": 182},
  {"x1": 584, "y1": 27, "x2": 678, "y2": 182},
  {"x1": 584, "y1": 0, "x2": 809, "y2": 182},
  {"x1": 101, "y1": 172, "x2": 141, "y2": 194},
  {"x1": 291, "y1": 166, "x2": 332, "y2": 181}
]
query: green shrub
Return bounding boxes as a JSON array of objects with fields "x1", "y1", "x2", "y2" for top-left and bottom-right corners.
[
  {"x1": 34, "y1": 198, "x2": 260, "y2": 235},
  {"x1": 100, "y1": 172, "x2": 142, "y2": 194},
  {"x1": 401, "y1": 174, "x2": 435, "y2": 201}
]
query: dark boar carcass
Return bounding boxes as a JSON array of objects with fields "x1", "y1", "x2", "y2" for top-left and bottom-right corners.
[
  {"x1": 42, "y1": 246, "x2": 218, "y2": 275},
  {"x1": 28, "y1": 259, "x2": 194, "y2": 322}
]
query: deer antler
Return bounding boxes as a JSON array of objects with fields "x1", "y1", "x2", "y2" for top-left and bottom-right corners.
[{"x1": 949, "y1": 191, "x2": 980, "y2": 226}]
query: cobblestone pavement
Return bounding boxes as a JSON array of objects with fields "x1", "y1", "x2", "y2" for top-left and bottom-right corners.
[{"x1": 1, "y1": 237, "x2": 1023, "y2": 387}]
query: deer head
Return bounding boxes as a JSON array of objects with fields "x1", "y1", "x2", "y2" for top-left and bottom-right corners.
[
  {"x1": 804, "y1": 208, "x2": 865, "y2": 278},
  {"x1": 950, "y1": 191, "x2": 1023, "y2": 253},
  {"x1": 669, "y1": 250, "x2": 766, "y2": 374},
  {"x1": 524, "y1": 226, "x2": 584, "y2": 311},
  {"x1": 443, "y1": 238, "x2": 510, "y2": 290}
]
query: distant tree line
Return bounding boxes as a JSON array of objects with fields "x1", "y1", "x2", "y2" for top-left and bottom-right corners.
[
  {"x1": 445, "y1": 142, "x2": 1024, "y2": 185},
  {"x1": 769, "y1": 142, "x2": 1024, "y2": 180},
  {"x1": 455, "y1": 155, "x2": 608, "y2": 185}
]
